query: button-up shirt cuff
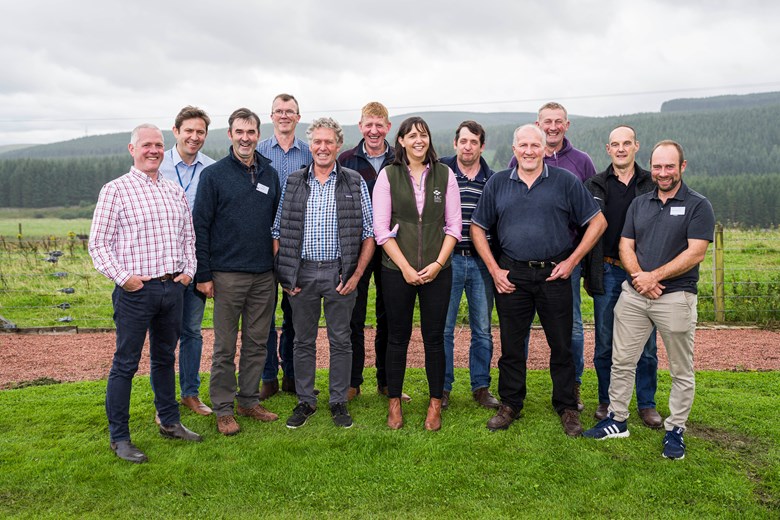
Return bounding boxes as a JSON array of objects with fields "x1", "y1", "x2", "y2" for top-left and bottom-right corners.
[{"x1": 374, "y1": 223, "x2": 399, "y2": 246}]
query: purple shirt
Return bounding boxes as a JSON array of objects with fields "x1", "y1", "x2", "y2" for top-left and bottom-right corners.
[{"x1": 373, "y1": 164, "x2": 462, "y2": 246}]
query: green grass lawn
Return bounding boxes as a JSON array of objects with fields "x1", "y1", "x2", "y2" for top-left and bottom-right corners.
[
  {"x1": 0, "y1": 369, "x2": 777, "y2": 518},
  {"x1": 1, "y1": 223, "x2": 778, "y2": 328}
]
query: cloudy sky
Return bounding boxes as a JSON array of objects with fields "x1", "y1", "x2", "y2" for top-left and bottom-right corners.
[{"x1": 1, "y1": 0, "x2": 778, "y2": 145}]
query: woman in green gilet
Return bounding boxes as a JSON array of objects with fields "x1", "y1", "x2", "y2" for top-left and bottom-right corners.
[{"x1": 372, "y1": 117, "x2": 462, "y2": 431}]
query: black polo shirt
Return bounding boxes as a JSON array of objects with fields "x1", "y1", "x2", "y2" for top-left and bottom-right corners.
[
  {"x1": 472, "y1": 165, "x2": 600, "y2": 261},
  {"x1": 622, "y1": 182, "x2": 715, "y2": 294},
  {"x1": 603, "y1": 173, "x2": 637, "y2": 258}
]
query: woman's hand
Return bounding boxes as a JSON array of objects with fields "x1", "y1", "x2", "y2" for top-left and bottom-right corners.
[
  {"x1": 417, "y1": 262, "x2": 442, "y2": 284},
  {"x1": 402, "y1": 266, "x2": 425, "y2": 285}
]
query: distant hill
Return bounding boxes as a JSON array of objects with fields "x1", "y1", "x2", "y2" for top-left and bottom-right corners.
[
  {"x1": 0, "y1": 144, "x2": 37, "y2": 154},
  {"x1": 661, "y1": 91, "x2": 780, "y2": 112}
]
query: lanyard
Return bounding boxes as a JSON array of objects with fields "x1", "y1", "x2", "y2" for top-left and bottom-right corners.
[{"x1": 172, "y1": 149, "x2": 198, "y2": 194}]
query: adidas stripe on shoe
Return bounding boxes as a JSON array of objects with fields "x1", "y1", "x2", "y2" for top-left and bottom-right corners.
[{"x1": 583, "y1": 412, "x2": 630, "y2": 440}]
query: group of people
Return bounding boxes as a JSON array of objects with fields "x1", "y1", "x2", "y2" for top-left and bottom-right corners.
[{"x1": 88, "y1": 97, "x2": 714, "y2": 464}]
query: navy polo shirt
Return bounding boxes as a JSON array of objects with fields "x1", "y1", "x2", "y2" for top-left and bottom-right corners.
[
  {"x1": 472, "y1": 165, "x2": 600, "y2": 261},
  {"x1": 622, "y1": 182, "x2": 715, "y2": 294}
]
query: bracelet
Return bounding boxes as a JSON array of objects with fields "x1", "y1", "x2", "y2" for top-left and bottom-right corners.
[{"x1": 435, "y1": 260, "x2": 444, "y2": 268}]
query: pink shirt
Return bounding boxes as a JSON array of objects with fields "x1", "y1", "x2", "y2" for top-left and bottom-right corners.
[
  {"x1": 373, "y1": 163, "x2": 462, "y2": 246},
  {"x1": 89, "y1": 168, "x2": 196, "y2": 287}
]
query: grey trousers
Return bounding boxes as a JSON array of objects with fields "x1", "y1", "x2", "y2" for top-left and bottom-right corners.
[
  {"x1": 210, "y1": 271, "x2": 276, "y2": 416},
  {"x1": 610, "y1": 281, "x2": 697, "y2": 430},
  {"x1": 288, "y1": 259, "x2": 357, "y2": 406}
]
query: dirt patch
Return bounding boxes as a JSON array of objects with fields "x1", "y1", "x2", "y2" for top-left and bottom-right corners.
[{"x1": 1, "y1": 327, "x2": 778, "y2": 389}]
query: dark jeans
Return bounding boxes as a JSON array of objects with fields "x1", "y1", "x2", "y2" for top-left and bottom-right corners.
[
  {"x1": 494, "y1": 256, "x2": 577, "y2": 415},
  {"x1": 107, "y1": 279, "x2": 185, "y2": 442},
  {"x1": 383, "y1": 266, "x2": 451, "y2": 399},
  {"x1": 349, "y1": 251, "x2": 388, "y2": 388},
  {"x1": 262, "y1": 289, "x2": 295, "y2": 382}
]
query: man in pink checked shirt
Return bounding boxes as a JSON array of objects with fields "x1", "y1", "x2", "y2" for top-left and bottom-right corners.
[{"x1": 89, "y1": 124, "x2": 203, "y2": 464}]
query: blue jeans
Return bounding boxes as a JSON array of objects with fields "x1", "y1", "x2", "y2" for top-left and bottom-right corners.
[
  {"x1": 443, "y1": 253, "x2": 494, "y2": 392},
  {"x1": 107, "y1": 280, "x2": 184, "y2": 441},
  {"x1": 571, "y1": 264, "x2": 585, "y2": 384},
  {"x1": 262, "y1": 289, "x2": 295, "y2": 382},
  {"x1": 592, "y1": 262, "x2": 658, "y2": 408},
  {"x1": 179, "y1": 283, "x2": 206, "y2": 397}
]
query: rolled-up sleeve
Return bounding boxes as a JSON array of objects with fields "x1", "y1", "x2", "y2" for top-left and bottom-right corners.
[
  {"x1": 372, "y1": 168, "x2": 398, "y2": 245},
  {"x1": 443, "y1": 167, "x2": 462, "y2": 241}
]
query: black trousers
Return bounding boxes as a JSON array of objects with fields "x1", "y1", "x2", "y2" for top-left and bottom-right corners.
[
  {"x1": 494, "y1": 256, "x2": 578, "y2": 414},
  {"x1": 382, "y1": 266, "x2": 452, "y2": 399}
]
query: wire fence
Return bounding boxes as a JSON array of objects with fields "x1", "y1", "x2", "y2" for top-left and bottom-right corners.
[{"x1": 1, "y1": 227, "x2": 778, "y2": 329}]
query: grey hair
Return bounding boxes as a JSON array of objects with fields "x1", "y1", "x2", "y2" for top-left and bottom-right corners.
[
  {"x1": 513, "y1": 124, "x2": 546, "y2": 147},
  {"x1": 306, "y1": 117, "x2": 344, "y2": 146},
  {"x1": 130, "y1": 124, "x2": 162, "y2": 147}
]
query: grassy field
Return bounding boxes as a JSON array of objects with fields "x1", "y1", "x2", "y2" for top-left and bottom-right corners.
[
  {"x1": 0, "y1": 219, "x2": 778, "y2": 328},
  {"x1": 0, "y1": 369, "x2": 777, "y2": 518}
]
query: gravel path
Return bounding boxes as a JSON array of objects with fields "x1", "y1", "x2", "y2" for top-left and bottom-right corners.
[{"x1": 1, "y1": 327, "x2": 778, "y2": 389}]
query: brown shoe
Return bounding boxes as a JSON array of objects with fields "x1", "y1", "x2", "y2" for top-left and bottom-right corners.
[
  {"x1": 387, "y1": 397, "x2": 403, "y2": 430},
  {"x1": 424, "y1": 398, "x2": 443, "y2": 431},
  {"x1": 259, "y1": 379, "x2": 279, "y2": 401},
  {"x1": 473, "y1": 387, "x2": 500, "y2": 409},
  {"x1": 216, "y1": 415, "x2": 240, "y2": 436},
  {"x1": 378, "y1": 385, "x2": 411, "y2": 403},
  {"x1": 236, "y1": 404, "x2": 279, "y2": 422},
  {"x1": 560, "y1": 409, "x2": 583, "y2": 437},
  {"x1": 181, "y1": 396, "x2": 212, "y2": 416},
  {"x1": 347, "y1": 386, "x2": 361, "y2": 401},
  {"x1": 594, "y1": 403, "x2": 610, "y2": 421},
  {"x1": 638, "y1": 407, "x2": 663, "y2": 429},
  {"x1": 441, "y1": 390, "x2": 450, "y2": 410},
  {"x1": 574, "y1": 383, "x2": 585, "y2": 412},
  {"x1": 487, "y1": 404, "x2": 519, "y2": 431}
]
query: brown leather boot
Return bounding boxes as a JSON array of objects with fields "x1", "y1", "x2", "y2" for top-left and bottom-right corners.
[
  {"x1": 387, "y1": 397, "x2": 403, "y2": 430},
  {"x1": 424, "y1": 398, "x2": 442, "y2": 431}
]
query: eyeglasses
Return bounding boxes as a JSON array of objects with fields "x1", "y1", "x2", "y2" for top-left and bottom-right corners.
[{"x1": 273, "y1": 109, "x2": 298, "y2": 117}]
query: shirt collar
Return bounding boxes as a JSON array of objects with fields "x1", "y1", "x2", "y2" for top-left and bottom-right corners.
[
  {"x1": 130, "y1": 166, "x2": 158, "y2": 183},
  {"x1": 652, "y1": 181, "x2": 688, "y2": 201},
  {"x1": 510, "y1": 163, "x2": 548, "y2": 182},
  {"x1": 361, "y1": 141, "x2": 389, "y2": 159},
  {"x1": 169, "y1": 146, "x2": 204, "y2": 167},
  {"x1": 271, "y1": 134, "x2": 302, "y2": 151},
  {"x1": 307, "y1": 163, "x2": 338, "y2": 180}
]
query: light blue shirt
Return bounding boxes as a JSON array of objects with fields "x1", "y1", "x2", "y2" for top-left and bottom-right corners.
[
  {"x1": 272, "y1": 165, "x2": 374, "y2": 261},
  {"x1": 256, "y1": 135, "x2": 312, "y2": 188},
  {"x1": 159, "y1": 147, "x2": 215, "y2": 210}
]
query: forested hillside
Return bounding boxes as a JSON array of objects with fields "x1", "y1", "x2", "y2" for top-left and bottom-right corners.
[{"x1": 1, "y1": 95, "x2": 778, "y2": 226}]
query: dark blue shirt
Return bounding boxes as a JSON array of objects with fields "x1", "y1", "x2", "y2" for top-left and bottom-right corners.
[
  {"x1": 440, "y1": 155, "x2": 494, "y2": 253},
  {"x1": 472, "y1": 165, "x2": 600, "y2": 261},
  {"x1": 622, "y1": 182, "x2": 715, "y2": 294}
]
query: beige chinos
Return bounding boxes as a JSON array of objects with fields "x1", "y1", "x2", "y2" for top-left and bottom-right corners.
[{"x1": 609, "y1": 281, "x2": 697, "y2": 431}]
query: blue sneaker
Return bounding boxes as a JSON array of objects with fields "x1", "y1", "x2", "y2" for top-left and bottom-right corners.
[
  {"x1": 662, "y1": 427, "x2": 686, "y2": 460},
  {"x1": 583, "y1": 412, "x2": 630, "y2": 440}
]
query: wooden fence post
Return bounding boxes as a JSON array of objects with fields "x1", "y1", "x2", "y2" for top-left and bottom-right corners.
[{"x1": 713, "y1": 223, "x2": 725, "y2": 323}]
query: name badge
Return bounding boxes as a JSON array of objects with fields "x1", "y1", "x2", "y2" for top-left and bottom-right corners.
[
  {"x1": 670, "y1": 206, "x2": 685, "y2": 216},
  {"x1": 256, "y1": 183, "x2": 270, "y2": 194}
]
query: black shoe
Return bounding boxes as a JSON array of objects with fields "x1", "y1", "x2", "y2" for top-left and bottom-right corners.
[
  {"x1": 110, "y1": 440, "x2": 148, "y2": 463},
  {"x1": 487, "y1": 404, "x2": 520, "y2": 431},
  {"x1": 330, "y1": 402, "x2": 353, "y2": 428},
  {"x1": 286, "y1": 402, "x2": 317, "y2": 429},
  {"x1": 159, "y1": 422, "x2": 203, "y2": 442}
]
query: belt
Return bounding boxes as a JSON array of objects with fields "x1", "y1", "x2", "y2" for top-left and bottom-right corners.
[
  {"x1": 526, "y1": 261, "x2": 557, "y2": 269},
  {"x1": 603, "y1": 256, "x2": 623, "y2": 269},
  {"x1": 151, "y1": 272, "x2": 180, "y2": 282},
  {"x1": 455, "y1": 249, "x2": 472, "y2": 256}
]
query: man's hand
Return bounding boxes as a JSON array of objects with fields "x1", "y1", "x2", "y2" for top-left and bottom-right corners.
[
  {"x1": 631, "y1": 271, "x2": 665, "y2": 299},
  {"x1": 492, "y1": 268, "x2": 516, "y2": 294},
  {"x1": 196, "y1": 281, "x2": 214, "y2": 298},
  {"x1": 174, "y1": 273, "x2": 192, "y2": 286},
  {"x1": 283, "y1": 287, "x2": 302, "y2": 296},
  {"x1": 122, "y1": 275, "x2": 151, "y2": 292},
  {"x1": 547, "y1": 258, "x2": 576, "y2": 281},
  {"x1": 336, "y1": 274, "x2": 360, "y2": 295}
]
